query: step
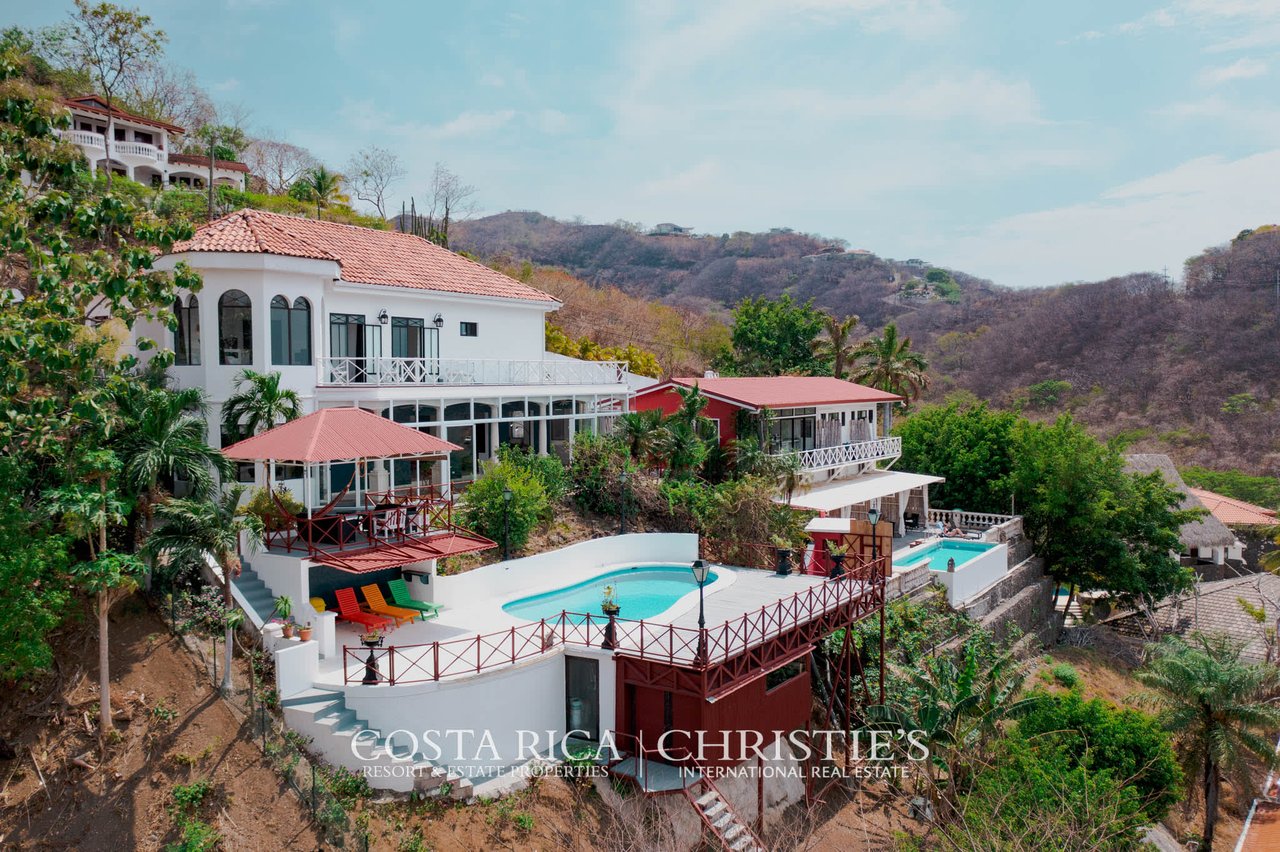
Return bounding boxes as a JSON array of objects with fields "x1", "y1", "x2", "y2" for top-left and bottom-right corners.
[
  {"x1": 712, "y1": 812, "x2": 733, "y2": 832},
  {"x1": 696, "y1": 791, "x2": 719, "y2": 808},
  {"x1": 729, "y1": 838, "x2": 756, "y2": 852},
  {"x1": 702, "y1": 801, "x2": 727, "y2": 820},
  {"x1": 723, "y1": 824, "x2": 744, "y2": 842},
  {"x1": 280, "y1": 688, "x2": 342, "y2": 708}
]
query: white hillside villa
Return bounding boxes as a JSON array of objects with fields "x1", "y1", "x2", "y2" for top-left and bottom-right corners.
[
  {"x1": 58, "y1": 95, "x2": 249, "y2": 190},
  {"x1": 137, "y1": 209, "x2": 631, "y2": 491}
]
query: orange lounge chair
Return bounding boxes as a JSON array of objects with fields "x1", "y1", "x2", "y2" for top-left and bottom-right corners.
[
  {"x1": 334, "y1": 587, "x2": 393, "y2": 631},
  {"x1": 360, "y1": 583, "x2": 421, "y2": 626}
]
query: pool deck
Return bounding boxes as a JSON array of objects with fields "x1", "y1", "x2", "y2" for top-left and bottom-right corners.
[{"x1": 315, "y1": 565, "x2": 842, "y2": 686}]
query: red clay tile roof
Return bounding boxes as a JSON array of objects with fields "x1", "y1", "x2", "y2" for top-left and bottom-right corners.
[
  {"x1": 221, "y1": 407, "x2": 460, "y2": 463},
  {"x1": 312, "y1": 533, "x2": 496, "y2": 573},
  {"x1": 1187, "y1": 487, "x2": 1277, "y2": 527},
  {"x1": 167, "y1": 152, "x2": 250, "y2": 173},
  {"x1": 63, "y1": 95, "x2": 185, "y2": 133},
  {"x1": 1240, "y1": 801, "x2": 1280, "y2": 850},
  {"x1": 171, "y1": 209, "x2": 558, "y2": 303},
  {"x1": 640, "y1": 376, "x2": 903, "y2": 409}
]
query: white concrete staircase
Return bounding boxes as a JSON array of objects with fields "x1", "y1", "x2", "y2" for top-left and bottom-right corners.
[
  {"x1": 281, "y1": 687, "x2": 473, "y2": 799},
  {"x1": 686, "y1": 784, "x2": 765, "y2": 852}
]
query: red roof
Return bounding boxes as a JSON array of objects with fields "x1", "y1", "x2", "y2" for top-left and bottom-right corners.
[
  {"x1": 1187, "y1": 487, "x2": 1277, "y2": 527},
  {"x1": 637, "y1": 376, "x2": 902, "y2": 409},
  {"x1": 167, "y1": 152, "x2": 250, "y2": 173},
  {"x1": 312, "y1": 533, "x2": 495, "y2": 573},
  {"x1": 63, "y1": 95, "x2": 185, "y2": 133},
  {"x1": 171, "y1": 209, "x2": 559, "y2": 303},
  {"x1": 1239, "y1": 801, "x2": 1280, "y2": 850},
  {"x1": 221, "y1": 408, "x2": 460, "y2": 463}
]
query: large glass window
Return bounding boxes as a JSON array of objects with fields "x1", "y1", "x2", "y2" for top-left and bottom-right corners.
[
  {"x1": 392, "y1": 317, "x2": 423, "y2": 358},
  {"x1": 768, "y1": 407, "x2": 817, "y2": 453},
  {"x1": 174, "y1": 295, "x2": 200, "y2": 366},
  {"x1": 218, "y1": 290, "x2": 252, "y2": 365},
  {"x1": 329, "y1": 313, "x2": 378, "y2": 382},
  {"x1": 271, "y1": 296, "x2": 312, "y2": 365}
]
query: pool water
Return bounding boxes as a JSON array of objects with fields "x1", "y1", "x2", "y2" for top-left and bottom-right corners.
[
  {"x1": 896, "y1": 540, "x2": 995, "y2": 572},
  {"x1": 502, "y1": 565, "x2": 718, "y2": 622}
]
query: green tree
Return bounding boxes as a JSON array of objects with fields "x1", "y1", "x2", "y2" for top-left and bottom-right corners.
[
  {"x1": 290, "y1": 165, "x2": 344, "y2": 216},
  {"x1": 1181, "y1": 465, "x2": 1280, "y2": 509},
  {"x1": 670, "y1": 383, "x2": 715, "y2": 439},
  {"x1": 655, "y1": 420, "x2": 709, "y2": 479},
  {"x1": 850, "y1": 322, "x2": 930, "y2": 404},
  {"x1": 63, "y1": 1, "x2": 166, "y2": 192},
  {"x1": 147, "y1": 487, "x2": 264, "y2": 694},
  {"x1": 458, "y1": 461, "x2": 548, "y2": 554},
  {"x1": 1016, "y1": 691, "x2": 1183, "y2": 821},
  {"x1": 221, "y1": 369, "x2": 302, "y2": 441},
  {"x1": 1136, "y1": 634, "x2": 1280, "y2": 850},
  {"x1": 811, "y1": 313, "x2": 859, "y2": 378},
  {"x1": 614, "y1": 409, "x2": 664, "y2": 465},
  {"x1": 893, "y1": 403, "x2": 1017, "y2": 514},
  {"x1": 0, "y1": 480, "x2": 71, "y2": 680},
  {"x1": 720, "y1": 294, "x2": 827, "y2": 375},
  {"x1": 569, "y1": 433, "x2": 631, "y2": 515}
]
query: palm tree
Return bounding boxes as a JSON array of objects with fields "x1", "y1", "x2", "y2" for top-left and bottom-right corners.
[
  {"x1": 615, "y1": 409, "x2": 664, "y2": 465},
  {"x1": 812, "y1": 313, "x2": 860, "y2": 378},
  {"x1": 655, "y1": 420, "x2": 709, "y2": 479},
  {"x1": 117, "y1": 387, "x2": 231, "y2": 533},
  {"x1": 672, "y1": 383, "x2": 716, "y2": 440},
  {"x1": 148, "y1": 487, "x2": 265, "y2": 695},
  {"x1": 295, "y1": 165, "x2": 344, "y2": 216},
  {"x1": 1260, "y1": 525, "x2": 1280, "y2": 572},
  {"x1": 222, "y1": 369, "x2": 302, "y2": 441},
  {"x1": 1136, "y1": 633, "x2": 1280, "y2": 850},
  {"x1": 850, "y1": 322, "x2": 930, "y2": 404}
]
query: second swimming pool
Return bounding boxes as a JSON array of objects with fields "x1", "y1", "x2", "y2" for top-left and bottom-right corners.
[{"x1": 896, "y1": 540, "x2": 996, "y2": 571}]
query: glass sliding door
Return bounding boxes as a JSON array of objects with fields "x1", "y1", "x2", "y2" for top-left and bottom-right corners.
[{"x1": 329, "y1": 313, "x2": 380, "y2": 383}]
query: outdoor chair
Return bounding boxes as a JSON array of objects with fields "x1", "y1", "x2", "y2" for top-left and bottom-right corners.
[
  {"x1": 387, "y1": 578, "x2": 443, "y2": 620},
  {"x1": 334, "y1": 587, "x2": 394, "y2": 631},
  {"x1": 360, "y1": 583, "x2": 421, "y2": 626}
]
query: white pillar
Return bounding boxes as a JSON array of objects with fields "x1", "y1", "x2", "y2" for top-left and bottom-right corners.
[{"x1": 315, "y1": 611, "x2": 338, "y2": 659}]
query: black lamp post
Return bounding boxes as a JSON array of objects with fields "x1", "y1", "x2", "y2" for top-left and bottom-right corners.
[
  {"x1": 691, "y1": 559, "x2": 709, "y2": 665},
  {"x1": 502, "y1": 487, "x2": 513, "y2": 561},
  {"x1": 619, "y1": 469, "x2": 629, "y2": 535},
  {"x1": 868, "y1": 506, "x2": 881, "y2": 571}
]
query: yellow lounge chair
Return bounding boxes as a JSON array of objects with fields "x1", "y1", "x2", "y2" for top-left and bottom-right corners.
[{"x1": 360, "y1": 583, "x2": 420, "y2": 626}]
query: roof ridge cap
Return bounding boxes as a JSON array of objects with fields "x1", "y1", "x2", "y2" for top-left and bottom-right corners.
[{"x1": 244, "y1": 210, "x2": 340, "y2": 262}]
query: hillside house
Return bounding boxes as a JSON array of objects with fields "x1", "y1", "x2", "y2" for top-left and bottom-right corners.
[
  {"x1": 648, "y1": 222, "x2": 694, "y2": 236},
  {"x1": 58, "y1": 95, "x2": 249, "y2": 189},
  {"x1": 1124, "y1": 454, "x2": 1241, "y2": 571}
]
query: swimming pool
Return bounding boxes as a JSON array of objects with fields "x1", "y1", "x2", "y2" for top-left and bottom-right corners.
[
  {"x1": 502, "y1": 565, "x2": 719, "y2": 622},
  {"x1": 896, "y1": 540, "x2": 996, "y2": 571}
]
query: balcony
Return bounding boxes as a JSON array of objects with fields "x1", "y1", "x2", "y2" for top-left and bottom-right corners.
[
  {"x1": 111, "y1": 140, "x2": 160, "y2": 161},
  {"x1": 317, "y1": 356, "x2": 628, "y2": 387},
  {"x1": 55, "y1": 129, "x2": 106, "y2": 151},
  {"x1": 771, "y1": 436, "x2": 902, "y2": 472}
]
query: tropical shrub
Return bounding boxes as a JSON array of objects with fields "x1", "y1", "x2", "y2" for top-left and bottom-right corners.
[
  {"x1": 569, "y1": 433, "x2": 630, "y2": 515},
  {"x1": 1050, "y1": 662, "x2": 1080, "y2": 689},
  {"x1": 242, "y1": 485, "x2": 304, "y2": 531},
  {"x1": 497, "y1": 444, "x2": 569, "y2": 503},
  {"x1": 1016, "y1": 691, "x2": 1182, "y2": 821},
  {"x1": 458, "y1": 461, "x2": 548, "y2": 553}
]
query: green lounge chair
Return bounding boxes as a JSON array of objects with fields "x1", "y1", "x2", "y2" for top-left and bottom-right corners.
[{"x1": 388, "y1": 578, "x2": 443, "y2": 620}]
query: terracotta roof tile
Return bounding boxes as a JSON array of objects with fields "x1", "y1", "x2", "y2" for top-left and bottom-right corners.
[
  {"x1": 221, "y1": 407, "x2": 460, "y2": 463},
  {"x1": 171, "y1": 209, "x2": 558, "y2": 303},
  {"x1": 1187, "y1": 487, "x2": 1277, "y2": 527},
  {"x1": 640, "y1": 376, "x2": 903, "y2": 409},
  {"x1": 167, "y1": 152, "x2": 250, "y2": 173},
  {"x1": 62, "y1": 95, "x2": 185, "y2": 133}
]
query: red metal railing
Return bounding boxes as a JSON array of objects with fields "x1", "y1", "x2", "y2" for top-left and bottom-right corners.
[
  {"x1": 266, "y1": 494, "x2": 471, "y2": 557},
  {"x1": 343, "y1": 556, "x2": 887, "y2": 686}
]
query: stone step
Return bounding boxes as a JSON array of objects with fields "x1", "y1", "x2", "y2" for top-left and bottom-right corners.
[
  {"x1": 703, "y1": 801, "x2": 727, "y2": 820},
  {"x1": 280, "y1": 688, "x2": 341, "y2": 708},
  {"x1": 723, "y1": 823, "x2": 743, "y2": 841},
  {"x1": 696, "y1": 790, "x2": 719, "y2": 808},
  {"x1": 729, "y1": 838, "x2": 756, "y2": 852}
]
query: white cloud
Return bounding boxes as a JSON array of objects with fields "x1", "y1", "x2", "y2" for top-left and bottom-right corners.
[
  {"x1": 933, "y1": 150, "x2": 1280, "y2": 287},
  {"x1": 638, "y1": 160, "x2": 723, "y2": 198},
  {"x1": 1199, "y1": 57, "x2": 1268, "y2": 83},
  {"x1": 432, "y1": 110, "x2": 517, "y2": 138}
]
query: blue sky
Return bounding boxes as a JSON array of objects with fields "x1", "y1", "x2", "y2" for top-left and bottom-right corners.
[{"x1": 7, "y1": 0, "x2": 1280, "y2": 287}]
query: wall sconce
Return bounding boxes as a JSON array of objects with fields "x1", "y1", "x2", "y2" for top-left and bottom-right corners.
[
  {"x1": 377, "y1": 309, "x2": 389, "y2": 325},
  {"x1": 432, "y1": 312, "x2": 444, "y2": 328}
]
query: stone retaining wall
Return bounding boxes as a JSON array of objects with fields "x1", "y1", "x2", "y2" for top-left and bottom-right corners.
[{"x1": 958, "y1": 557, "x2": 1058, "y2": 646}]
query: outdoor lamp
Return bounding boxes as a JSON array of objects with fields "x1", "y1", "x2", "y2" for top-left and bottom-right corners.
[
  {"x1": 691, "y1": 559, "x2": 709, "y2": 585},
  {"x1": 503, "y1": 487, "x2": 513, "y2": 503},
  {"x1": 867, "y1": 506, "x2": 881, "y2": 527},
  {"x1": 432, "y1": 312, "x2": 445, "y2": 328},
  {"x1": 377, "y1": 309, "x2": 389, "y2": 325}
]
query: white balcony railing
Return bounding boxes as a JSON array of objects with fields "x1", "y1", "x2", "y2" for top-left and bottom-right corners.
[
  {"x1": 926, "y1": 508, "x2": 1015, "y2": 531},
  {"x1": 56, "y1": 129, "x2": 107, "y2": 150},
  {"x1": 318, "y1": 356, "x2": 628, "y2": 387},
  {"x1": 772, "y1": 436, "x2": 902, "y2": 471},
  {"x1": 111, "y1": 140, "x2": 160, "y2": 161}
]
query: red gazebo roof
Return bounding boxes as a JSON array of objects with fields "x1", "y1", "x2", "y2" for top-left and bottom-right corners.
[{"x1": 222, "y1": 408, "x2": 460, "y2": 463}]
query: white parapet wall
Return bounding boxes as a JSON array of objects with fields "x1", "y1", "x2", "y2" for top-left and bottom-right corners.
[
  {"x1": 932, "y1": 543, "x2": 1009, "y2": 606},
  {"x1": 432, "y1": 532, "x2": 699, "y2": 609}
]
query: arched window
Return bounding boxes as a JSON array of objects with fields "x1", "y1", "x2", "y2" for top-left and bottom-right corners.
[
  {"x1": 174, "y1": 294, "x2": 200, "y2": 365},
  {"x1": 270, "y1": 296, "x2": 312, "y2": 366},
  {"x1": 218, "y1": 289, "x2": 252, "y2": 365}
]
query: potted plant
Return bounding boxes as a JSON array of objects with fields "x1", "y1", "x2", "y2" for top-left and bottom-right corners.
[
  {"x1": 771, "y1": 535, "x2": 793, "y2": 577},
  {"x1": 360, "y1": 628, "x2": 384, "y2": 647},
  {"x1": 274, "y1": 595, "x2": 295, "y2": 638},
  {"x1": 827, "y1": 541, "x2": 849, "y2": 579},
  {"x1": 359, "y1": 629, "x2": 384, "y2": 685},
  {"x1": 298, "y1": 622, "x2": 313, "y2": 642}
]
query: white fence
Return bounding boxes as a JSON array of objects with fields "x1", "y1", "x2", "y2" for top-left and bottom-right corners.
[
  {"x1": 111, "y1": 141, "x2": 160, "y2": 160},
  {"x1": 56, "y1": 129, "x2": 106, "y2": 149},
  {"x1": 927, "y1": 508, "x2": 1016, "y2": 530},
  {"x1": 318, "y1": 356, "x2": 628, "y2": 387},
  {"x1": 773, "y1": 436, "x2": 902, "y2": 471}
]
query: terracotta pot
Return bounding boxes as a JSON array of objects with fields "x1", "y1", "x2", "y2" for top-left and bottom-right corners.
[
  {"x1": 299, "y1": 627, "x2": 312, "y2": 642},
  {"x1": 282, "y1": 623, "x2": 296, "y2": 639}
]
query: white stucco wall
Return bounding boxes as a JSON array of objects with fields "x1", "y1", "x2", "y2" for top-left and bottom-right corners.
[{"x1": 929, "y1": 543, "x2": 1009, "y2": 605}]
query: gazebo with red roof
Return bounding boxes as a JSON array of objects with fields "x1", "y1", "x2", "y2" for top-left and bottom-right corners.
[{"x1": 222, "y1": 407, "x2": 495, "y2": 572}]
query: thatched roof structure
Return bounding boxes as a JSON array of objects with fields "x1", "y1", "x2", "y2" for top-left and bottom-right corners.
[{"x1": 1124, "y1": 453, "x2": 1236, "y2": 550}]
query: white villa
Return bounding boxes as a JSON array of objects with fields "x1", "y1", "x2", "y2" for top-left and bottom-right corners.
[
  {"x1": 58, "y1": 95, "x2": 249, "y2": 190},
  {"x1": 138, "y1": 208, "x2": 631, "y2": 491}
]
